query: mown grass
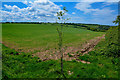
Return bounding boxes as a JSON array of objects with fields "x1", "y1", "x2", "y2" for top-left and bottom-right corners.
[{"x1": 2, "y1": 23, "x2": 104, "y2": 52}]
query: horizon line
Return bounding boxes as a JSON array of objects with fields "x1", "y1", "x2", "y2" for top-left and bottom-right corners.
[{"x1": 0, "y1": 22, "x2": 117, "y2": 26}]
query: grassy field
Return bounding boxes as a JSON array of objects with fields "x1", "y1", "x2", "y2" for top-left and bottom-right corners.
[
  {"x1": 2, "y1": 42, "x2": 118, "y2": 78},
  {"x1": 1, "y1": 24, "x2": 119, "y2": 79},
  {"x1": 2, "y1": 23, "x2": 104, "y2": 53}
]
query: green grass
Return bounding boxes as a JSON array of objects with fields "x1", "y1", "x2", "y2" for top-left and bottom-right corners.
[
  {"x1": 2, "y1": 24, "x2": 119, "y2": 79},
  {"x1": 0, "y1": 64, "x2": 1, "y2": 79},
  {"x1": 2, "y1": 44, "x2": 118, "y2": 78},
  {"x1": 2, "y1": 24, "x2": 104, "y2": 52},
  {"x1": 0, "y1": 59, "x2": 1, "y2": 80}
]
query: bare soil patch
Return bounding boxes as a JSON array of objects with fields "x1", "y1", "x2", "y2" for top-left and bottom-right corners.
[{"x1": 33, "y1": 34, "x2": 105, "y2": 63}]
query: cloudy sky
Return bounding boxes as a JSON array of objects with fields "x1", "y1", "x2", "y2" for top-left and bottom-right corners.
[{"x1": 0, "y1": 0, "x2": 119, "y2": 25}]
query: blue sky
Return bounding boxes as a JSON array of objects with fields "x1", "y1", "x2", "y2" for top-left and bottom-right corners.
[{"x1": 1, "y1": 0, "x2": 119, "y2": 25}]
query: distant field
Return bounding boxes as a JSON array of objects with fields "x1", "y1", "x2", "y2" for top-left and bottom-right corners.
[{"x1": 2, "y1": 24, "x2": 104, "y2": 53}]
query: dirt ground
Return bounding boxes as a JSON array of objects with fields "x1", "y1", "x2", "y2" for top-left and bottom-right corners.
[{"x1": 33, "y1": 34, "x2": 105, "y2": 64}]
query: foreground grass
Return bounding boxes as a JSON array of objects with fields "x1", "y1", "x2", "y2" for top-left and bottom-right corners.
[
  {"x1": 2, "y1": 43, "x2": 118, "y2": 79},
  {"x1": 2, "y1": 24, "x2": 104, "y2": 52},
  {"x1": 2, "y1": 24, "x2": 118, "y2": 79}
]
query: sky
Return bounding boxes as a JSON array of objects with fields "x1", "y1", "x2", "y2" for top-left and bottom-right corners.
[{"x1": 0, "y1": 0, "x2": 119, "y2": 25}]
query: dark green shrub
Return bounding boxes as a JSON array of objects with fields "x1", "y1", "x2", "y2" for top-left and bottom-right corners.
[
  {"x1": 79, "y1": 54, "x2": 90, "y2": 61},
  {"x1": 88, "y1": 51, "x2": 96, "y2": 55},
  {"x1": 67, "y1": 53, "x2": 73, "y2": 57},
  {"x1": 105, "y1": 26, "x2": 119, "y2": 57},
  {"x1": 111, "y1": 58, "x2": 119, "y2": 65}
]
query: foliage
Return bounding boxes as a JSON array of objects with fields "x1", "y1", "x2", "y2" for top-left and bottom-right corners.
[
  {"x1": 104, "y1": 26, "x2": 119, "y2": 57},
  {"x1": 113, "y1": 15, "x2": 120, "y2": 25},
  {"x1": 64, "y1": 23, "x2": 111, "y2": 32},
  {"x1": 67, "y1": 53, "x2": 73, "y2": 57},
  {"x1": 2, "y1": 44, "x2": 118, "y2": 79},
  {"x1": 93, "y1": 26, "x2": 119, "y2": 58}
]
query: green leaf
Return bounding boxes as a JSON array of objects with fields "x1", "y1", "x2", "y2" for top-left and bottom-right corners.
[{"x1": 58, "y1": 17, "x2": 60, "y2": 20}]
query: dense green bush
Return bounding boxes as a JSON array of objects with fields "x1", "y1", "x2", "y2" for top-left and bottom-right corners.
[
  {"x1": 105, "y1": 26, "x2": 119, "y2": 57},
  {"x1": 94, "y1": 26, "x2": 119, "y2": 58}
]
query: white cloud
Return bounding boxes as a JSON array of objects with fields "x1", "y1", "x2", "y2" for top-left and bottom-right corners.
[
  {"x1": 23, "y1": 0, "x2": 27, "y2": 5},
  {"x1": 60, "y1": 5, "x2": 63, "y2": 7},
  {"x1": 75, "y1": 0, "x2": 117, "y2": 14},
  {"x1": 2, "y1": 0, "x2": 117, "y2": 25},
  {"x1": 4, "y1": 5, "x2": 12, "y2": 9},
  {"x1": 75, "y1": 1, "x2": 115, "y2": 15},
  {"x1": 75, "y1": 2, "x2": 96, "y2": 13},
  {"x1": 2, "y1": 0, "x2": 61, "y2": 22},
  {"x1": 2, "y1": 0, "x2": 119, "y2": 2},
  {"x1": 4, "y1": 5, "x2": 20, "y2": 12},
  {"x1": 72, "y1": 12, "x2": 76, "y2": 14},
  {"x1": 78, "y1": 0, "x2": 119, "y2": 2},
  {"x1": 92, "y1": 8, "x2": 115, "y2": 16},
  {"x1": 74, "y1": 1, "x2": 117, "y2": 25},
  {"x1": 46, "y1": 15, "x2": 51, "y2": 16}
]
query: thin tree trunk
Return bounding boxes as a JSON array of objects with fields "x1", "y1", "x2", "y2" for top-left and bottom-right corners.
[{"x1": 57, "y1": 25, "x2": 66, "y2": 78}]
